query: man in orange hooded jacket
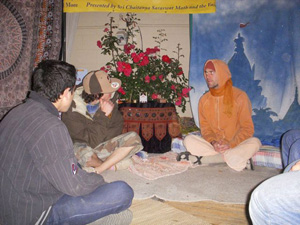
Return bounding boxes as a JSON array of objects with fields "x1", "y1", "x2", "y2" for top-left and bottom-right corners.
[{"x1": 183, "y1": 59, "x2": 261, "y2": 171}]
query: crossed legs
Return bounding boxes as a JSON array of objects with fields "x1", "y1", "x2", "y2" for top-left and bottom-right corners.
[
  {"x1": 183, "y1": 134, "x2": 261, "y2": 171},
  {"x1": 74, "y1": 131, "x2": 143, "y2": 174},
  {"x1": 46, "y1": 181, "x2": 133, "y2": 225}
]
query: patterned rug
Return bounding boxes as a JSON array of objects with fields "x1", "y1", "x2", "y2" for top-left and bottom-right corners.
[{"x1": 128, "y1": 152, "x2": 195, "y2": 180}]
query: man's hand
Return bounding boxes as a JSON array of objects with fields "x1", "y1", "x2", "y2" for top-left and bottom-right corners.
[
  {"x1": 291, "y1": 161, "x2": 300, "y2": 172},
  {"x1": 100, "y1": 99, "x2": 114, "y2": 116},
  {"x1": 211, "y1": 139, "x2": 230, "y2": 154},
  {"x1": 85, "y1": 153, "x2": 103, "y2": 168}
]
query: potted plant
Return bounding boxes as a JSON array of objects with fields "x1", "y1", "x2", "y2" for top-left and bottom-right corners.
[{"x1": 97, "y1": 13, "x2": 192, "y2": 113}]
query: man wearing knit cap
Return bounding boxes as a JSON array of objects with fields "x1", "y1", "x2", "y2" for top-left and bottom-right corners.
[
  {"x1": 180, "y1": 59, "x2": 261, "y2": 171},
  {"x1": 62, "y1": 70, "x2": 143, "y2": 174}
]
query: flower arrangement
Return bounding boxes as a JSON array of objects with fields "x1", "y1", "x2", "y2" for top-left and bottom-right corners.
[{"x1": 97, "y1": 13, "x2": 192, "y2": 113}]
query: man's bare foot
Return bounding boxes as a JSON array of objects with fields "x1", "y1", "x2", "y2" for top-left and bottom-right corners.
[{"x1": 85, "y1": 153, "x2": 103, "y2": 167}]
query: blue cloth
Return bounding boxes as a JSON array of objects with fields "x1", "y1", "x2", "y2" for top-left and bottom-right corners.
[
  {"x1": 190, "y1": 2, "x2": 300, "y2": 148},
  {"x1": 45, "y1": 181, "x2": 133, "y2": 225},
  {"x1": 86, "y1": 102, "x2": 100, "y2": 115},
  {"x1": 281, "y1": 129, "x2": 300, "y2": 168}
]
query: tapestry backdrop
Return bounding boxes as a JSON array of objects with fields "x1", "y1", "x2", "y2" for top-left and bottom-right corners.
[
  {"x1": 0, "y1": 0, "x2": 62, "y2": 120},
  {"x1": 189, "y1": 0, "x2": 300, "y2": 146}
]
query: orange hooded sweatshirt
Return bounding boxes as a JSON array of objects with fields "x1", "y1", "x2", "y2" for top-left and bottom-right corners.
[{"x1": 198, "y1": 59, "x2": 254, "y2": 148}]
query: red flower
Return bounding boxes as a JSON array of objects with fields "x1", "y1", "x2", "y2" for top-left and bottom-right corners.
[
  {"x1": 151, "y1": 93, "x2": 158, "y2": 100},
  {"x1": 124, "y1": 44, "x2": 135, "y2": 54},
  {"x1": 145, "y1": 47, "x2": 160, "y2": 55},
  {"x1": 171, "y1": 85, "x2": 176, "y2": 90},
  {"x1": 175, "y1": 96, "x2": 182, "y2": 106},
  {"x1": 124, "y1": 45, "x2": 131, "y2": 54},
  {"x1": 131, "y1": 53, "x2": 141, "y2": 63},
  {"x1": 145, "y1": 75, "x2": 150, "y2": 83},
  {"x1": 118, "y1": 87, "x2": 126, "y2": 95},
  {"x1": 97, "y1": 40, "x2": 102, "y2": 48},
  {"x1": 100, "y1": 66, "x2": 108, "y2": 73},
  {"x1": 117, "y1": 61, "x2": 132, "y2": 77},
  {"x1": 103, "y1": 28, "x2": 109, "y2": 32},
  {"x1": 117, "y1": 61, "x2": 123, "y2": 72},
  {"x1": 153, "y1": 46, "x2": 160, "y2": 53},
  {"x1": 151, "y1": 75, "x2": 156, "y2": 81},
  {"x1": 158, "y1": 74, "x2": 164, "y2": 81},
  {"x1": 138, "y1": 52, "x2": 145, "y2": 58},
  {"x1": 145, "y1": 48, "x2": 152, "y2": 55},
  {"x1": 182, "y1": 87, "x2": 192, "y2": 97},
  {"x1": 139, "y1": 56, "x2": 149, "y2": 66},
  {"x1": 162, "y1": 55, "x2": 171, "y2": 64},
  {"x1": 177, "y1": 67, "x2": 183, "y2": 75},
  {"x1": 123, "y1": 64, "x2": 132, "y2": 76}
]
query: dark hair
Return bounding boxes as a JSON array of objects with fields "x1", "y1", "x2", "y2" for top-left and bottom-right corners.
[
  {"x1": 32, "y1": 60, "x2": 77, "y2": 102},
  {"x1": 81, "y1": 90, "x2": 103, "y2": 103}
]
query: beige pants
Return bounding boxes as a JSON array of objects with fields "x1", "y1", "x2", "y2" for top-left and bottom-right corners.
[{"x1": 183, "y1": 134, "x2": 261, "y2": 171}]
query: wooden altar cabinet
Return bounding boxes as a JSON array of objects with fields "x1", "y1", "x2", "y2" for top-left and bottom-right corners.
[{"x1": 119, "y1": 102, "x2": 181, "y2": 153}]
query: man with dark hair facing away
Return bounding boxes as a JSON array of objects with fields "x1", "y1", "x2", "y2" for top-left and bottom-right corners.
[
  {"x1": 180, "y1": 59, "x2": 261, "y2": 171},
  {"x1": 0, "y1": 60, "x2": 133, "y2": 225}
]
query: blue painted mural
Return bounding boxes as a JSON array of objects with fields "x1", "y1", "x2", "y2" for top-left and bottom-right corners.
[{"x1": 189, "y1": 0, "x2": 300, "y2": 147}]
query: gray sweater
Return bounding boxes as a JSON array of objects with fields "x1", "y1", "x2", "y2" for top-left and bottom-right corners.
[{"x1": 0, "y1": 92, "x2": 105, "y2": 225}]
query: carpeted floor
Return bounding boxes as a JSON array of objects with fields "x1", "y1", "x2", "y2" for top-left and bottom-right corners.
[{"x1": 102, "y1": 161, "x2": 280, "y2": 204}]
